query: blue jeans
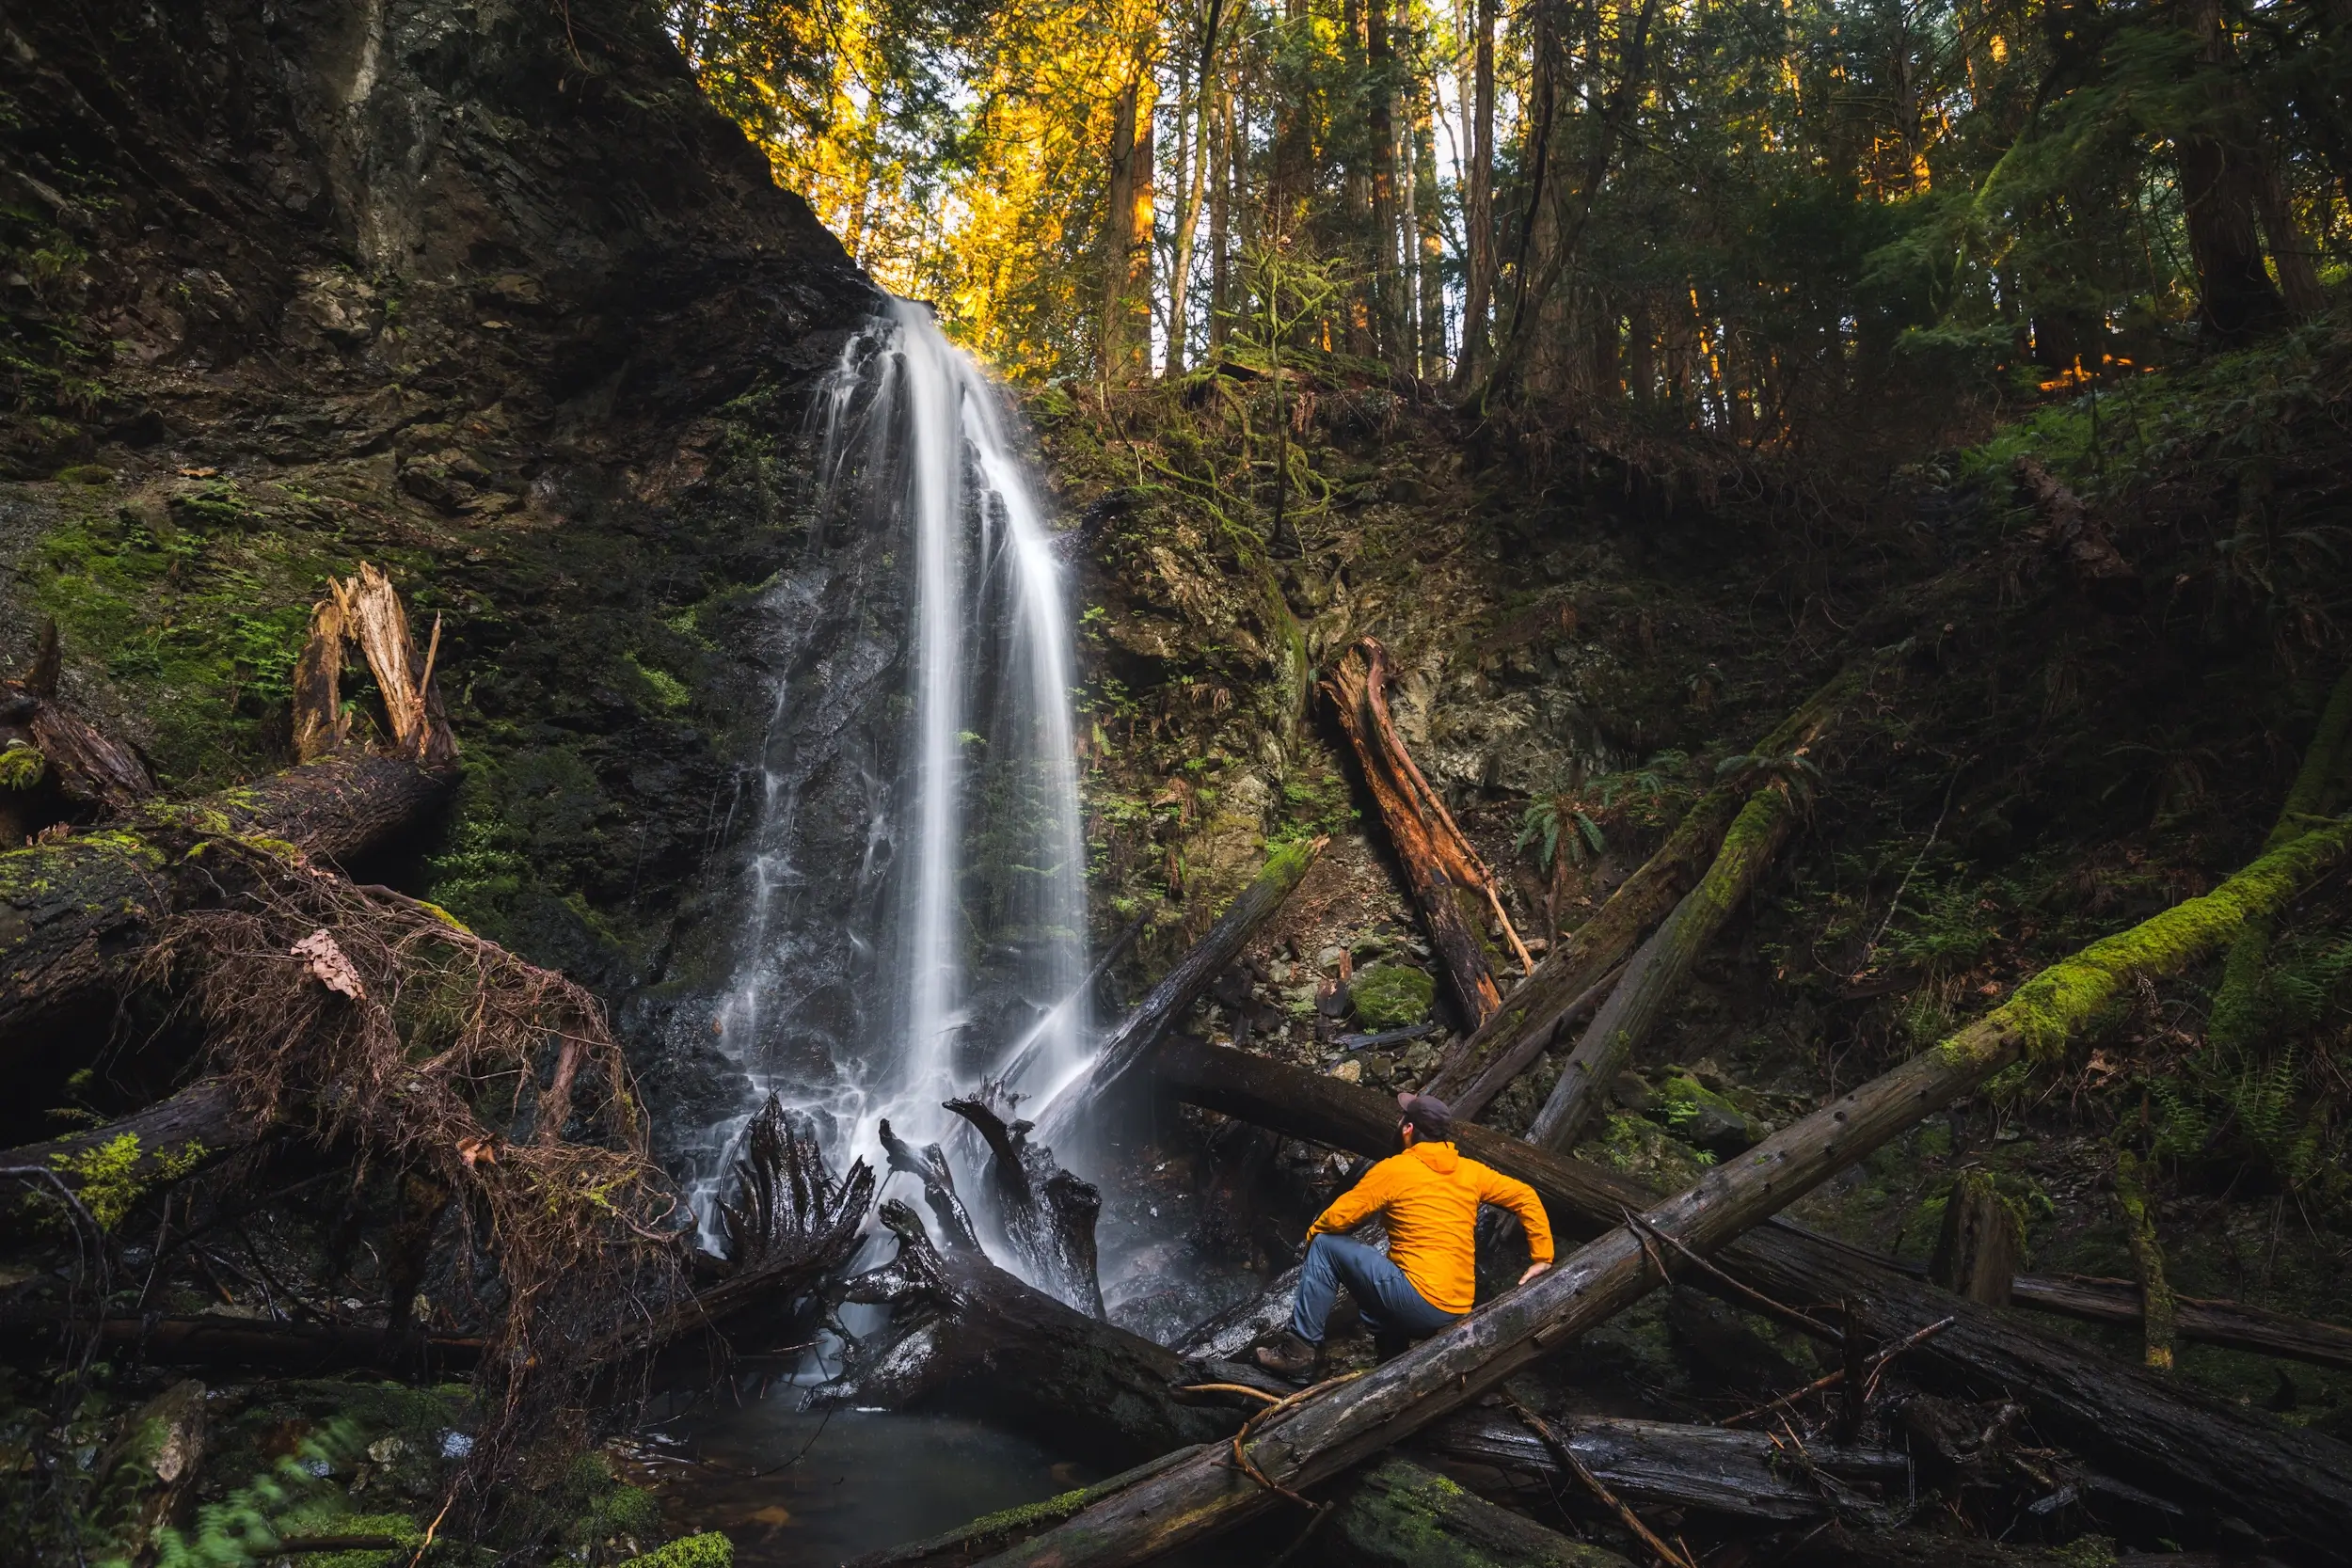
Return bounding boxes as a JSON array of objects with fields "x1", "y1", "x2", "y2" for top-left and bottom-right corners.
[{"x1": 1292, "y1": 1235, "x2": 1462, "y2": 1346}]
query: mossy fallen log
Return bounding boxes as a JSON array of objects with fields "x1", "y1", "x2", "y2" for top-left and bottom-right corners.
[
  {"x1": 964, "y1": 820, "x2": 2352, "y2": 1568},
  {"x1": 1427, "y1": 662, "x2": 1876, "y2": 1117},
  {"x1": 1525, "y1": 686, "x2": 1864, "y2": 1151},
  {"x1": 0, "y1": 1076, "x2": 262, "y2": 1236},
  {"x1": 1315, "y1": 1456, "x2": 1632, "y2": 1568},
  {"x1": 0, "y1": 567, "x2": 459, "y2": 1047}
]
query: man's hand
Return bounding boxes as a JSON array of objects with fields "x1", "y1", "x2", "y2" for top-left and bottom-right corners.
[{"x1": 1518, "y1": 1260, "x2": 1551, "y2": 1287}]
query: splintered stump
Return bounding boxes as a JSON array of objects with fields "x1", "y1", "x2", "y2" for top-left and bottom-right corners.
[
  {"x1": 819, "y1": 1200, "x2": 1241, "y2": 1462},
  {"x1": 1323, "y1": 639, "x2": 1516, "y2": 1025},
  {"x1": 947, "y1": 1089, "x2": 1107, "y2": 1317},
  {"x1": 1039, "y1": 834, "x2": 1324, "y2": 1136},
  {"x1": 967, "y1": 822, "x2": 2352, "y2": 1567},
  {"x1": 1929, "y1": 1170, "x2": 2021, "y2": 1307}
]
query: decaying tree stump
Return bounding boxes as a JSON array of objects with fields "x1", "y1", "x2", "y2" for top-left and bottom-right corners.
[
  {"x1": 0, "y1": 618, "x2": 156, "y2": 848},
  {"x1": 1323, "y1": 638, "x2": 1519, "y2": 1025},
  {"x1": 964, "y1": 821, "x2": 2352, "y2": 1568},
  {"x1": 946, "y1": 1088, "x2": 1106, "y2": 1317},
  {"x1": 1929, "y1": 1170, "x2": 2021, "y2": 1308}
]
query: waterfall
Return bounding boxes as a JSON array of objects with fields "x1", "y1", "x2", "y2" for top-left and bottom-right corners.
[{"x1": 686, "y1": 299, "x2": 1089, "y2": 1242}]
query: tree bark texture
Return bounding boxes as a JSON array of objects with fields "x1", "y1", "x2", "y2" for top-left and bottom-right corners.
[
  {"x1": 1422, "y1": 1410, "x2": 1908, "y2": 1525},
  {"x1": 1928, "y1": 1170, "x2": 2021, "y2": 1307},
  {"x1": 1038, "y1": 835, "x2": 1323, "y2": 1136},
  {"x1": 0, "y1": 1078, "x2": 263, "y2": 1237},
  {"x1": 2173, "y1": 0, "x2": 2288, "y2": 339},
  {"x1": 972, "y1": 820, "x2": 2352, "y2": 1568},
  {"x1": 1323, "y1": 638, "x2": 1523, "y2": 1025},
  {"x1": 1427, "y1": 663, "x2": 1877, "y2": 1114}
]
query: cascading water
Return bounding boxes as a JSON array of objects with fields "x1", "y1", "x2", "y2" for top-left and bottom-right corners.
[{"x1": 684, "y1": 298, "x2": 1089, "y2": 1259}]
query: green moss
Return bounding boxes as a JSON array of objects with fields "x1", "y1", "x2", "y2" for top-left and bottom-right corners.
[
  {"x1": 0, "y1": 741, "x2": 44, "y2": 791},
  {"x1": 958, "y1": 1487, "x2": 1092, "y2": 1536},
  {"x1": 1353, "y1": 964, "x2": 1436, "y2": 1027},
  {"x1": 1947, "y1": 817, "x2": 2352, "y2": 1069},
  {"x1": 50, "y1": 1132, "x2": 208, "y2": 1230},
  {"x1": 615, "y1": 1530, "x2": 733, "y2": 1568}
]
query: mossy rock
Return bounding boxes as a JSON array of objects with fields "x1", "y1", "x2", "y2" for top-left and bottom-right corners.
[
  {"x1": 1352, "y1": 964, "x2": 1435, "y2": 1028},
  {"x1": 617, "y1": 1530, "x2": 734, "y2": 1568},
  {"x1": 1648, "y1": 1071, "x2": 1756, "y2": 1153},
  {"x1": 0, "y1": 741, "x2": 44, "y2": 791}
]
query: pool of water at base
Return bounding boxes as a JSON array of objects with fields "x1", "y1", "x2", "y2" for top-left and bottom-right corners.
[{"x1": 629, "y1": 1401, "x2": 1106, "y2": 1566}]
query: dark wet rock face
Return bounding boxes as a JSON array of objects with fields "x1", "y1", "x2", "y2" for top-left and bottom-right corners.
[{"x1": 0, "y1": 0, "x2": 882, "y2": 1147}]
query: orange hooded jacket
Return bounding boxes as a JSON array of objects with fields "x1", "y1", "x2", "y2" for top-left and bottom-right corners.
[{"x1": 1304, "y1": 1139, "x2": 1554, "y2": 1316}]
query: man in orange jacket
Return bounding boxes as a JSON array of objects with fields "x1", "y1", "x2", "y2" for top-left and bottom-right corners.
[{"x1": 1257, "y1": 1090, "x2": 1553, "y2": 1377}]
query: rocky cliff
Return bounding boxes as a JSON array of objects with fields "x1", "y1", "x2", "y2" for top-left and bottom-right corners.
[{"x1": 0, "y1": 0, "x2": 888, "y2": 1145}]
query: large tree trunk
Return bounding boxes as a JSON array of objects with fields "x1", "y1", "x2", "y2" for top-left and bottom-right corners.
[
  {"x1": 1038, "y1": 835, "x2": 1323, "y2": 1136},
  {"x1": 967, "y1": 820, "x2": 2352, "y2": 1568},
  {"x1": 1154, "y1": 1037, "x2": 2352, "y2": 1549},
  {"x1": 1323, "y1": 639, "x2": 1524, "y2": 1026},
  {"x1": 1422, "y1": 1410, "x2": 1907, "y2": 1525},
  {"x1": 0, "y1": 752, "x2": 456, "y2": 1046},
  {"x1": 1428, "y1": 664, "x2": 1877, "y2": 1114},
  {"x1": 2174, "y1": 0, "x2": 2289, "y2": 340}
]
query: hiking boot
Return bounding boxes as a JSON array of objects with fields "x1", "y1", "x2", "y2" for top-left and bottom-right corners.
[{"x1": 1254, "y1": 1329, "x2": 1321, "y2": 1379}]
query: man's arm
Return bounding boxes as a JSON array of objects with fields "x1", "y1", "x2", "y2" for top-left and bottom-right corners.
[
  {"x1": 1472, "y1": 1162, "x2": 1555, "y2": 1279},
  {"x1": 1305, "y1": 1157, "x2": 1397, "y2": 1241}
]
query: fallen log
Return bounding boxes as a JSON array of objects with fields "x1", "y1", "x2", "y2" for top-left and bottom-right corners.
[
  {"x1": 2009, "y1": 1274, "x2": 2352, "y2": 1371},
  {"x1": 1426, "y1": 664, "x2": 1876, "y2": 1113},
  {"x1": 1153, "y1": 1037, "x2": 2352, "y2": 1555},
  {"x1": 1316, "y1": 1455, "x2": 1632, "y2": 1568},
  {"x1": 1526, "y1": 702, "x2": 1860, "y2": 1152},
  {"x1": 0, "y1": 568, "x2": 459, "y2": 1045},
  {"x1": 818, "y1": 1199, "x2": 1240, "y2": 1463},
  {"x1": 1324, "y1": 639, "x2": 1515, "y2": 1024},
  {"x1": 1421, "y1": 1409, "x2": 1908, "y2": 1525},
  {"x1": 962, "y1": 821, "x2": 2352, "y2": 1567},
  {"x1": 1037, "y1": 835, "x2": 1324, "y2": 1137},
  {"x1": 0, "y1": 1077, "x2": 264, "y2": 1236}
]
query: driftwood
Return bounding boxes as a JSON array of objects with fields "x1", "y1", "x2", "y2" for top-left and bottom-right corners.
[
  {"x1": 1038, "y1": 834, "x2": 1325, "y2": 1136},
  {"x1": 1526, "y1": 690, "x2": 1859, "y2": 1151},
  {"x1": 818, "y1": 1199, "x2": 1240, "y2": 1463},
  {"x1": 1323, "y1": 639, "x2": 1519, "y2": 1025},
  {"x1": 0, "y1": 1078, "x2": 264, "y2": 1238},
  {"x1": 946, "y1": 1088, "x2": 1106, "y2": 1317},
  {"x1": 0, "y1": 570, "x2": 459, "y2": 1045},
  {"x1": 1426, "y1": 665, "x2": 1874, "y2": 1113},
  {"x1": 1422, "y1": 1409, "x2": 1908, "y2": 1525},
  {"x1": 1153, "y1": 1036, "x2": 2352, "y2": 1555},
  {"x1": 964, "y1": 822, "x2": 2352, "y2": 1567}
]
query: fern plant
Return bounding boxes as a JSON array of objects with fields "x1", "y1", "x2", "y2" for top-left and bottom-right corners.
[{"x1": 1518, "y1": 797, "x2": 1606, "y2": 873}]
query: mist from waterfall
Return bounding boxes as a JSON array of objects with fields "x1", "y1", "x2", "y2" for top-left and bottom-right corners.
[{"x1": 685, "y1": 299, "x2": 1089, "y2": 1244}]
